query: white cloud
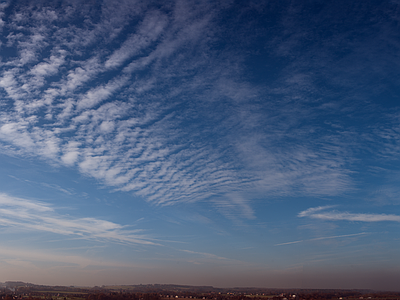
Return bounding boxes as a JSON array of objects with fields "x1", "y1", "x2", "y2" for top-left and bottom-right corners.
[
  {"x1": 1, "y1": 0, "x2": 398, "y2": 220},
  {"x1": 299, "y1": 206, "x2": 400, "y2": 222},
  {"x1": 30, "y1": 51, "x2": 66, "y2": 77},
  {"x1": 298, "y1": 206, "x2": 337, "y2": 218},
  {"x1": 0, "y1": 193, "x2": 157, "y2": 245},
  {"x1": 62, "y1": 57, "x2": 104, "y2": 92},
  {"x1": 61, "y1": 141, "x2": 81, "y2": 166},
  {"x1": 77, "y1": 75, "x2": 129, "y2": 110},
  {"x1": 99, "y1": 120, "x2": 115, "y2": 133},
  {"x1": 0, "y1": 0, "x2": 351, "y2": 216},
  {"x1": 105, "y1": 11, "x2": 168, "y2": 69}
]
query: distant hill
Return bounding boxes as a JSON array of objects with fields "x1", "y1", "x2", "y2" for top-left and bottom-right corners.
[{"x1": 2, "y1": 281, "x2": 393, "y2": 296}]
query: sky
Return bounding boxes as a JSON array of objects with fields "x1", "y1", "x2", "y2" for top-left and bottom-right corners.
[{"x1": 0, "y1": 0, "x2": 400, "y2": 291}]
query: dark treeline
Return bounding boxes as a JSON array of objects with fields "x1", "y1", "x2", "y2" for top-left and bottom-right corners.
[
  {"x1": 83, "y1": 291, "x2": 400, "y2": 300},
  {"x1": 87, "y1": 293, "x2": 161, "y2": 300}
]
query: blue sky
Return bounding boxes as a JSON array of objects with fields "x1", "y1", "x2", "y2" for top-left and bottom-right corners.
[{"x1": 0, "y1": 0, "x2": 400, "y2": 291}]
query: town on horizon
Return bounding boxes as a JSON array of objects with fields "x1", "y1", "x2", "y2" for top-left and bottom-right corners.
[{"x1": 1, "y1": 281, "x2": 400, "y2": 295}]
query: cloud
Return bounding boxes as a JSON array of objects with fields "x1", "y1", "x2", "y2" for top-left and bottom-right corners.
[
  {"x1": 61, "y1": 141, "x2": 81, "y2": 166},
  {"x1": 0, "y1": 0, "x2": 399, "y2": 219},
  {"x1": 299, "y1": 206, "x2": 400, "y2": 222},
  {"x1": 0, "y1": 246, "x2": 139, "y2": 269},
  {"x1": 30, "y1": 51, "x2": 66, "y2": 77},
  {"x1": 180, "y1": 249, "x2": 228, "y2": 261},
  {"x1": 213, "y1": 193, "x2": 255, "y2": 220},
  {"x1": 0, "y1": 193, "x2": 157, "y2": 245},
  {"x1": 275, "y1": 232, "x2": 368, "y2": 246},
  {"x1": 104, "y1": 10, "x2": 168, "y2": 69},
  {"x1": 298, "y1": 206, "x2": 337, "y2": 218},
  {"x1": 0, "y1": 0, "x2": 356, "y2": 215},
  {"x1": 76, "y1": 75, "x2": 129, "y2": 110}
]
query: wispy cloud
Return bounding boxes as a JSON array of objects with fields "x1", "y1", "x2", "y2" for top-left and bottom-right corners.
[
  {"x1": 299, "y1": 206, "x2": 400, "y2": 222},
  {"x1": 0, "y1": 0, "x2": 250, "y2": 212},
  {"x1": 0, "y1": 0, "x2": 399, "y2": 220},
  {"x1": 180, "y1": 249, "x2": 228, "y2": 261},
  {"x1": 212, "y1": 193, "x2": 255, "y2": 220},
  {"x1": 0, "y1": 193, "x2": 157, "y2": 245},
  {"x1": 275, "y1": 232, "x2": 368, "y2": 246},
  {"x1": 0, "y1": 246, "x2": 142, "y2": 269}
]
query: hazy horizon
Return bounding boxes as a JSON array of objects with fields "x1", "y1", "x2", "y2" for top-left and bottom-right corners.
[
  {"x1": 1, "y1": 280, "x2": 399, "y2": 292},
  {"x1": 0, "y1": 0, "x2": 400, "y2": 291}
]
